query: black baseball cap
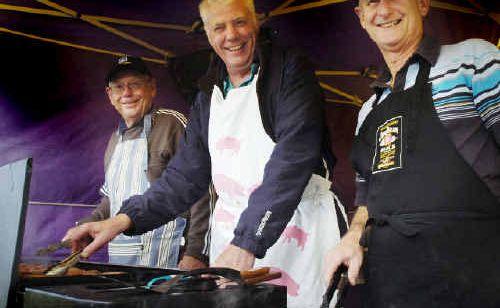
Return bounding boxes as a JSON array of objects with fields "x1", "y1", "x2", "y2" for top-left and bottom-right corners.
[{"x1": 105, "y1": 55, "x2": 152, "y2": 85}]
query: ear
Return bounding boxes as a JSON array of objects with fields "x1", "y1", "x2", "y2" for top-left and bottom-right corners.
[
  {"x1": 204, "y1": 25, "x2": 216, "y2": 48},
  {"x1": 354, "y1": 5, "x2": 366, "y2": 29},
  {"x1": 417, "y1": 0, "x2": 430, "y2": 17},
  {"x1": 105, "y1": 86, "x2": 113, "y2": 102},
  {"x1": 150, "y1": 78, "x2": 157, "y2": 98}
]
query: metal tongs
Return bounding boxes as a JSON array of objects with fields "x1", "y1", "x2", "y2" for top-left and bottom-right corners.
[
  {"x1": 44, "y1": 249, "x2": 82, "y2": 276},
  {"x1": 36, "y1": 239, "x2": 72, "y2": 256},
  {"x1": 321, "y1": 264, "x2": 349, "y2": 308},
  {"x1": 36, "y1": 239, "x2": 82, "y2": 276}
]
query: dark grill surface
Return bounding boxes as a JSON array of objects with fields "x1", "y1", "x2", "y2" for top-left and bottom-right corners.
[{"x1": 17, "y1": 262, "x2": 286, "y2": 308}]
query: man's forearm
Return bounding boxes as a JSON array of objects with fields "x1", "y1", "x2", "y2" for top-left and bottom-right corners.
[{"x1": 344, "y1": 206, "x2": 368, "y2": 243}]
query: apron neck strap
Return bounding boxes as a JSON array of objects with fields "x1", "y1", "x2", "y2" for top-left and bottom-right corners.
[
  {"x1": 414, "y1": 58, "x2": 431, "y2": 89},
  {"x1": 142, "y1": 113, "x2": 152, "y2": 138}
]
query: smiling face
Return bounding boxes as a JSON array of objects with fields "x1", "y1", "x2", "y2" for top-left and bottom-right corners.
[
  {"x1": 201, "y1": 0, "x2": 258, "y2": 79},
  {"x1": 355, "y1": 0, "x2": 430, "y2": 54},
  {"x1": 106, "y1": 72, "x2": 156, "y2": 127}
]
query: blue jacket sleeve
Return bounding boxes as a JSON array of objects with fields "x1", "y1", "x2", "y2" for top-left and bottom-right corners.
[
  {"x1": 119, "y1": 94, "x2": 212, "y2": 235},
  {"x1": 230, "y1": 50, "x2": 325, "y2": 258}
]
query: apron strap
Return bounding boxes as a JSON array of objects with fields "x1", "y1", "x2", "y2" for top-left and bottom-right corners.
[
  {"x1": 371, "y1": 90, "x2": 384, "y2": 109},
  {"x1": 406, "y1": 59, "x2": 432, "y2": 152},
  {"x1": 142, "y1": 112, "x2": 152, "y2": 169},
  {"x1": 413, "y1": 58, "x2": 431, "y2": 88},
  {"x1": 143, "y1": 113, "x2": 152, "y2": 138}
]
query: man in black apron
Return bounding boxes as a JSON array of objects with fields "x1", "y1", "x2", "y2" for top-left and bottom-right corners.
[{"x1": 325, "y1": 0, "x2": 500, "y2": 307}]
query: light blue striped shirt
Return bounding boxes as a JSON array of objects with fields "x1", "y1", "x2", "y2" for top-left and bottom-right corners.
[
  {"x1": 354, "y1": 37, "x2": 500, "y2": 205},
  {"x1": 356, "y1": 38, "x2": 499, "y2": 135}
]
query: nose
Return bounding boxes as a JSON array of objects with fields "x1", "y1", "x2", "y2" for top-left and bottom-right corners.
[
  {"x1": 122, "y1": 85, "x2": 133, "y2": 96},
  {"x1": 376, "y1": 0, "x2": 392, "y2": 17},
  {"x1": 226, "y1": 24, "x2": 238, "y2": 41}
]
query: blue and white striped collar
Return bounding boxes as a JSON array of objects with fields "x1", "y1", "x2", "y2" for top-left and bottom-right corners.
[{"x1": 370, "y1": 36, "x2": 440, "y2": 92}]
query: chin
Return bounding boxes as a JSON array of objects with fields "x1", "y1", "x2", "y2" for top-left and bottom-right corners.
[
  {"x1": 376, "y1": 36, "x2": 404, "y2": 49},
  {"x1": 122, "y1": 110, "x2": 140, "y2": 118}
]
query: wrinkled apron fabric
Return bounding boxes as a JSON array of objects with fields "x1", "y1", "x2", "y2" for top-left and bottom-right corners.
[
  {"x1": 352, "y1": 61, "x2": 500, "y2": 308},
  {"x1": 208, "y1": 74, "x2": 346, "y2": 308},
  {"x1": 106, "y1": 114, "x2": 185, "y2": 268}
]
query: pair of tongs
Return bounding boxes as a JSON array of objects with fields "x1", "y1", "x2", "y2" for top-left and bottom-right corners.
[
  {"x1": 36, "y1": 239, "x2": 82, "y2": 276},
  {"x1": 321, "y1": 264, "x2": 349, "y2": 308},
  {"x1": 36, "y1": 239, "x2": 71, "y2": 256},
  {"x1": 44, "y1": 249, "x2": 82, "y2": 276}
]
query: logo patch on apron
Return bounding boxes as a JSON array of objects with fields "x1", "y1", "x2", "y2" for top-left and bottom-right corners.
[{"x1": 372, "y1": 116, "x2": 403, "y2": 173}]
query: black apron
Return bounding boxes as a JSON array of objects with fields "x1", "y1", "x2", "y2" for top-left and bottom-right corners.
[{"x1": 351, "y1": 60, "x2": 500, "y2": 308}]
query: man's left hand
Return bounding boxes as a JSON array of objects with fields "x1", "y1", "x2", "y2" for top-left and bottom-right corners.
[{"x1": 213, "y1": 244, "x2": 255, "y2": 271}]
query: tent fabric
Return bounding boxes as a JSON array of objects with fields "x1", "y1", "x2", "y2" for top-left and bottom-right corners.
[{"x1": 0, "y1": 0, "x2": 497, "y2": 261}]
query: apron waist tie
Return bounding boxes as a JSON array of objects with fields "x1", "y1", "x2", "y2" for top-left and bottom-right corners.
[{"x1": 359, "y1": 211, "x2": 499, "y2": 248}]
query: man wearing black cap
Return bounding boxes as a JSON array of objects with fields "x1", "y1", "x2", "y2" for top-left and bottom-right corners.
[{"x1": 65, "y1": 56, "x2": 210, "y2": 270}]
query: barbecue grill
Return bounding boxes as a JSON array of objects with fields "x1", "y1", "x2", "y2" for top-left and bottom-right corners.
[{"x1": 1, "y1": 158, "x2": 286, "y2": 308}]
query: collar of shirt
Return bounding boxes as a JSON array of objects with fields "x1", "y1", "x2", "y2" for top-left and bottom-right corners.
[
  {"x1": 370, "y1": 36, "x2": 440, "y2": 93},
  {"x1": 223, "y1": 63, "x2": 259, "y2": 97},
  {"x1": 117, "y1": 108, "x2": 155, "y2": 135}
]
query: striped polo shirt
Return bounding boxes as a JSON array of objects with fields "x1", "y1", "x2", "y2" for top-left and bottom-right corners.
[{"x1": 355, "y1": 36, "x2": 500, "y2": 205}]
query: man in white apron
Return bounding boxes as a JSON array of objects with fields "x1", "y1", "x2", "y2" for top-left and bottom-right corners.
[
  {"x1": 65, "y1": 56, "x2": 210, "y2": 269},
  {"x1": 65, "y1": 1, "x2": 347, "y2": 307}
]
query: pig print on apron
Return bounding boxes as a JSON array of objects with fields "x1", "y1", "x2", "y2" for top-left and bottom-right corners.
[{"x1": 208, "y1": 74, "x2": 345, "y2": 308}]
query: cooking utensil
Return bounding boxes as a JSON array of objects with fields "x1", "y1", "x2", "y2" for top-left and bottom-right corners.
[
  {"x1": 45, "y1": 250, "x2": 81, "y2": 276},
  {"x1": 321, "y1": 264, "x2": 348, "y2": 308},
  {"x1": 36, "y1": 240, "x2": 71, "y2": 256},
  {"x1": 244, "y1": 272, "x2": 282, "y2": 285}
]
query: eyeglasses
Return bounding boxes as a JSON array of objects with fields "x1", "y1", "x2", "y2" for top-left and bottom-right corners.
[{"x1": 108, "y1": 80, "x2": 148, "y2": 94}]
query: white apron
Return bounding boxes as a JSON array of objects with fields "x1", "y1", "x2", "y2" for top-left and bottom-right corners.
[
  {"x1": 104, "y1": 114, "x2": 185, "y2": 268},
  {"x1": 208, "y1": 75, "x2": 346, "y2": 307}
]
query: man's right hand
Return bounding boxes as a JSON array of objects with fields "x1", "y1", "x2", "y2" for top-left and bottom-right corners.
[
  {"x1": 178, "y1": 255, "x2": 208, "y2": 270},
  {"x1": 63, "y1": 213, "x2": 132, "y2": 258},
  {"x1": 324, "y1": 206, "x2": 368, "y2": 286}
]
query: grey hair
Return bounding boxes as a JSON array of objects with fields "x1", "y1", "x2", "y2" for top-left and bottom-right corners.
[{"x1": 199, "y1": 0, "x2": 257, "y2": 26}]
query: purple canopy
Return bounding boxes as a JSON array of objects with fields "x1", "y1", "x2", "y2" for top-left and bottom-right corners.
[{"x1": 0, "y1": 0, "x2": 497, "y2": 262}]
